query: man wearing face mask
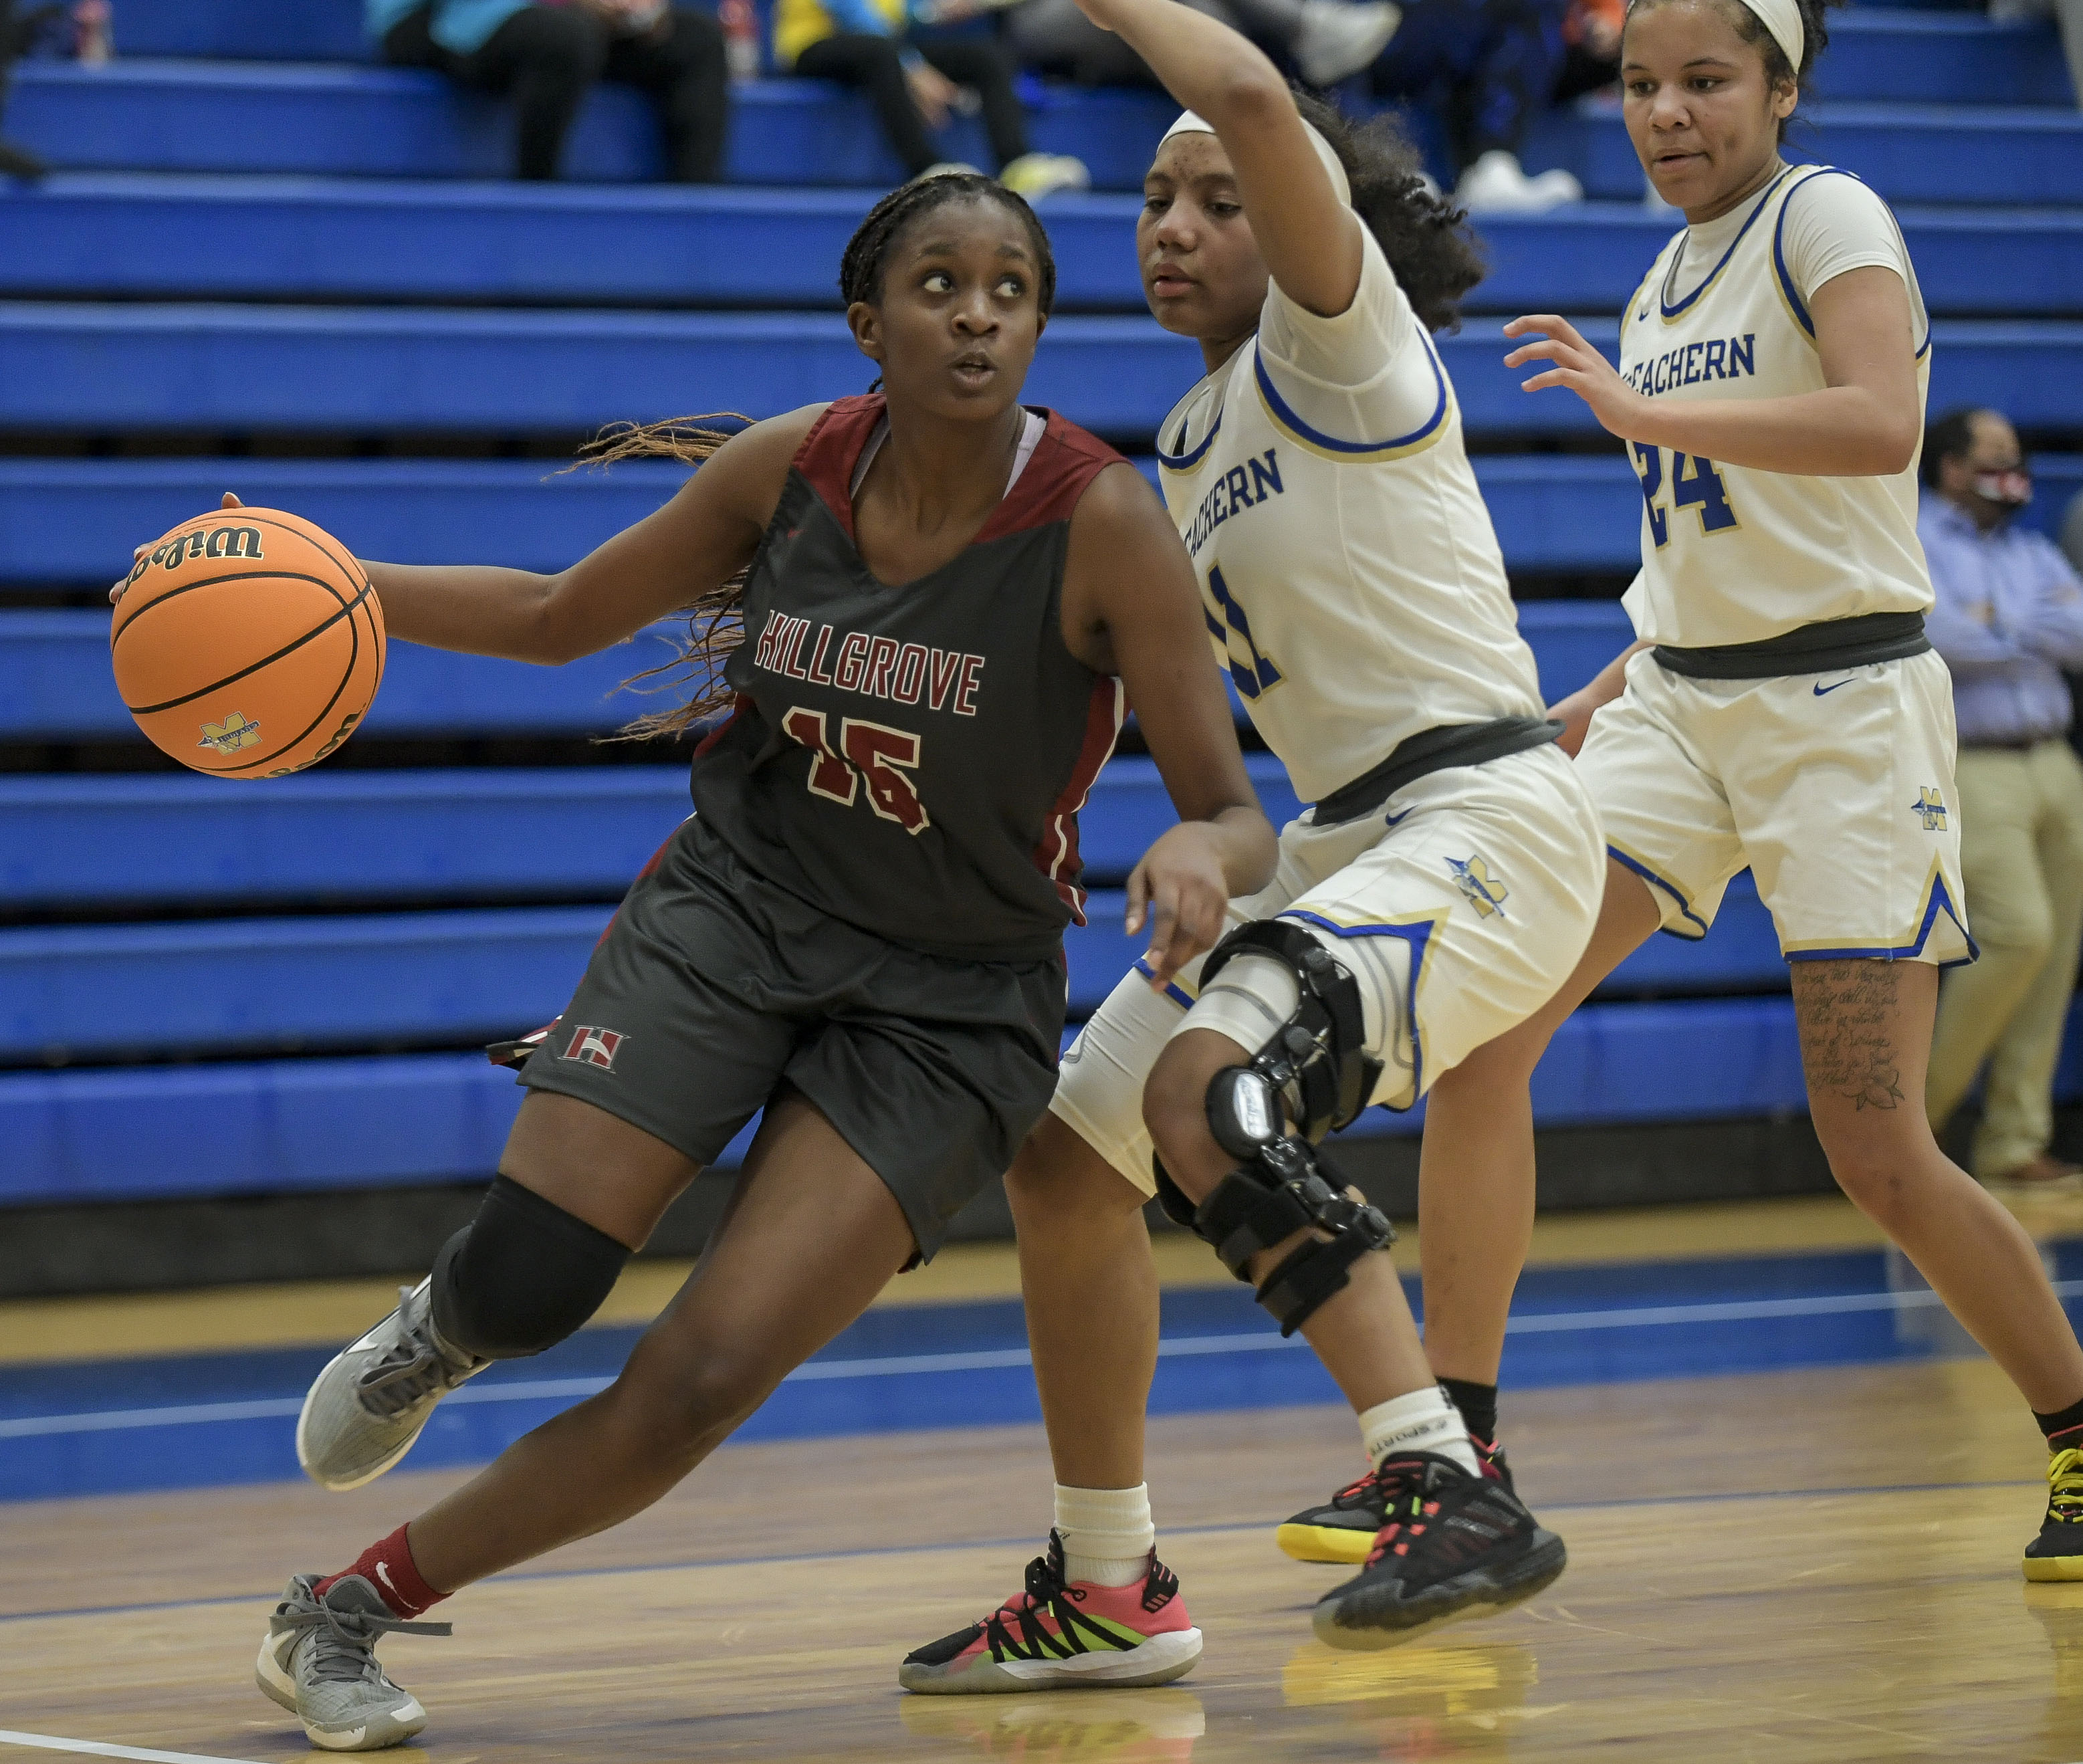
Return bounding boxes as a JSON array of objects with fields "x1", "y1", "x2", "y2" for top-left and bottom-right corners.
[{"x1": 1923, "y1": 406, "x2": 2083, "y2": 1190}]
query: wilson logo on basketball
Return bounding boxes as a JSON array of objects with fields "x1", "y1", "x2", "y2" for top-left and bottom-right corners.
[
  {"x1": 126, "y1": 525, "x2": 265, "y2": 585},
  {"x1": 562, "y1": 1025, "x2": 627, "y2": 1069},
  {"x1": 197, "y1": 712, "x2": 262, "y2": 754}
]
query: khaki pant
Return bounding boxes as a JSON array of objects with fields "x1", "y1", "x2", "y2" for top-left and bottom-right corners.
[{"x1": 1927, "y1": 738, "x2": 2083, "y2": 1178}]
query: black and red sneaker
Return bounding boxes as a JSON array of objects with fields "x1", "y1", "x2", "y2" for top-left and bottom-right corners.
[
  {"x1": 1276, "y1": 1436, "x2": 1513, "y2": 1565},
  {"x1": 1310, "y1": 1452, "x2": 1565, "y2": 1650}
]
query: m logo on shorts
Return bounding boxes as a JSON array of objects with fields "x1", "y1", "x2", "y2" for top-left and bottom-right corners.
[
  {"x1": 562, "y1": 1025, "x2": 627, "y2": 1069},
  {"x1": 1446, "y1": 854, "x2": 1509, "y2": 918},
  {"x1": 1913, "y1": 787, "x2": 1948, "y2": 832}
]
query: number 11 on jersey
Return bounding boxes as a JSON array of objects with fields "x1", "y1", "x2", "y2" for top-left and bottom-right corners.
[{"x1": 1630, "y1": 444, "x2": 1740, "y2": 548}]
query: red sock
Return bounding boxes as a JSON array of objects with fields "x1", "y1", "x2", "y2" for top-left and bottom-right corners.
[{"x1": 315, "y1": 1523, "x2": 447, "y2": 1619}]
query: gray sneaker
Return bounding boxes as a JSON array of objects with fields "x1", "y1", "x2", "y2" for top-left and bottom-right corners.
[
  {"x1": 296, "y1": 1279, "x2": 488, "y2": 1492},
  {"x1": 255, "y1": 1573, "x2": 451, "y2": 1752}
]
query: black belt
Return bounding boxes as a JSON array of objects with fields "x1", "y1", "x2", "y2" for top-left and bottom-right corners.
[
  {"x1": 1313, "y1": 716, "x2": 1563, "y2": 827},
  {"x1": 1651, "y1": 611, "x2": 1930, "y2": 681}
]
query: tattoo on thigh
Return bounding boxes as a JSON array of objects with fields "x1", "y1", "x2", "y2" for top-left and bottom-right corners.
[{"x1": 1793, "y1": 961, "x2": 1904, "y2": 1112}]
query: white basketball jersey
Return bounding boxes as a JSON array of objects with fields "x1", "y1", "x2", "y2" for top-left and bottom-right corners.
[
  {"x1": 1156, "y1": 228, "x2": 1545, "y2": 806},
  {"x1": 1617, "y1": 164, "x2": 1933, "y2": 648}
]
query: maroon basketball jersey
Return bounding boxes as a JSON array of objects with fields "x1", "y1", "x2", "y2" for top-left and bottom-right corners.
[{"x1": 689, "y1": 396, "x2": 1129, "y2": 964}]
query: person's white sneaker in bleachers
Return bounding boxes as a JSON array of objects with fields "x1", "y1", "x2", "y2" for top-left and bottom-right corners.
[
  {"x1": 1456, "y1": 150, "x2": 1579, "y2": 215},
  {"x1": 1001, "y1": 153, "x2": 1091, "y2": 201},
  {"x1": 1295, "y1": 0, "x2": 1401, "y2": 86}
]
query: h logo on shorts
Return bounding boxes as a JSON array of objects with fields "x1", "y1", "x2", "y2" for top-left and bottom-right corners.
[
  {"x1": 562, "y1": 1025, "x2": 627, "y2": 1070},
  {"x1": 1912, "y1": 787, "x2": 1948, "y2": 832}
]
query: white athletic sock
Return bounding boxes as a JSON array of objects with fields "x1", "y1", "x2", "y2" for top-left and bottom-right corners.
[
  {"x1": 1054, "y1": 1483, "x2": 1155, "y2": 1588},
  {"x1": 1359, "y1": 1387, "x2": 1480, "y2": 1478}
]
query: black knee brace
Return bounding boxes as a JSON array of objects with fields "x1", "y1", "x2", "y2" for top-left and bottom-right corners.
[
  {"x1": 1196, "y1": 920, "x2": 1384, "y2": 1141},
  {"x1": 429, "y1": 1176, "x2": 631, "y2": 1360},
  {"x1": 1154, "y1": 1136, "x2": 1394, "y2": 1338}
]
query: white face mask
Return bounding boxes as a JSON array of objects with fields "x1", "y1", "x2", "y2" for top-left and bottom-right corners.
[{"x1": 1971, "y1": 467, "x2": 2032, "y2": 510}]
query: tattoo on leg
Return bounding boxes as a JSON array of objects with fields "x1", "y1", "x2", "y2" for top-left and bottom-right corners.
[{"x1": 1794, "y1": 961, "x2": 1905, "y2": 1112}]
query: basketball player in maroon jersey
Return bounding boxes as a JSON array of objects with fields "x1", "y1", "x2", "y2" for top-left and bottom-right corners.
[{"x1": 205, "y1": 177, "x2": 1275, "y2": 1751}]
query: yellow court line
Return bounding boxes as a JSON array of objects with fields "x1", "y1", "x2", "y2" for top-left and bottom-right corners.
[{"x1": 5, "y1": 1190, "x2": 2080, "y2": 1367}]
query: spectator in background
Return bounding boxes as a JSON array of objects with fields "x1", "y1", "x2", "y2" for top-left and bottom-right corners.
[
  {"x1": 1991, "y1": 0, "x2": 2083, "y2": 115},
  {"x1": 370, "y1": 0, "x2": 731, "y2": 182},
  {"x1": 0, "y1": 0, "x2": 48, "y2": 179},
  {"x1": 1007, "y1": 0, "x2": 1400, "y2": 92},
  {"x1": 1923, "y1": 407, "x2": 2083, "y2": 1190},
  {"x1": 1551, "y1": 0, "x2": 1620, "y2": 101},
  {"x1": 776, "y1": 0, "x2": 1088, "y2": 194},
  {"x1": 1365, "y1": 0, "x2": 1582, "y2": 212}
]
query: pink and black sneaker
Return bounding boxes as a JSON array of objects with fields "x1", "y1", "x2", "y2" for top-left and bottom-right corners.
[
  {"x1": 899, "y1": 1532, "x2": 1203, "y2": 1694},
  {"x1": 1277, "y1": 1436, "x2": 1513, "y2": 1565},
  {"x1": 1310, "y1": 1451, "x2": 1565, "y2": 1651}
]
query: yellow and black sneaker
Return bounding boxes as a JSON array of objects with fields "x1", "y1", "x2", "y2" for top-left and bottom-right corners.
[
  {"x1": 2024, "y1": 1446, "x2": 2083, "y2": 1580},
  {"x1": 1277, "y1": 1438, "x2": 1513, "y2": 1565}
]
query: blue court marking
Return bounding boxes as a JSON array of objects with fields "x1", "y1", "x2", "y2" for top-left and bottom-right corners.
[{"x1": 7, "y1": 1244, "x2": 2081, "y2": 1503}]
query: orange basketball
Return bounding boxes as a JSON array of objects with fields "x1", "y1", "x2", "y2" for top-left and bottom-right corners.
[{"x1": 110, "y1": 507, "x2": 385, "y2": 778}]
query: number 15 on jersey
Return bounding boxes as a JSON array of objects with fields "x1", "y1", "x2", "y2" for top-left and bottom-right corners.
[{"x1": 1631, "y1": 445, "x2": 1740, "y2": 548}]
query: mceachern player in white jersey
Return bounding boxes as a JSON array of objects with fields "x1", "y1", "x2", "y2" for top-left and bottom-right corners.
[
  {"x1": 1408, "y1": 0, "x2": 2083, "y2": 1580},
  {"x1": 897, "y1": 0, "x2": 1612, "y2": 1676}
]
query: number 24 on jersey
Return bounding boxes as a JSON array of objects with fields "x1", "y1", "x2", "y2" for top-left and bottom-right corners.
[{"x1": 1631, "y1": 445, "x2": 1739, "y2": 549}]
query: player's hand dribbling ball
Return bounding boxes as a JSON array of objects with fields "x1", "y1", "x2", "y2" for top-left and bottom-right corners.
[{"x1": 109, "y1": 502, "x2": 385, "y2": 778}]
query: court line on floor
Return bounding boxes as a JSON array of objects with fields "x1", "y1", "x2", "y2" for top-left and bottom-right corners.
[
  {"x1": 0, "y1": 1474, "x2": 2044, "y2": 1629},
  {"x1": 0, "y1": 1731, "x2": 262, "y2": 1764},
  {"x1": 7, "y1": 1279, "x2": 2064, "y2": 1442}
]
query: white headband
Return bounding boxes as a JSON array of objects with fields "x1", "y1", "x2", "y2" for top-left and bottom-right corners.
[
  {"x1": 1736, "y1": 0, "x2": 1804, "y2": 76},
  {"x1": 1159, "y1": 108, "x2": 1352, "y2": 207}
]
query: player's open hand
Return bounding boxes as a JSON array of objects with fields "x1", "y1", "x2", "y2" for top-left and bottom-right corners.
[
  {"x1": 110, "y1": 491, "x2": 245, "y2": 606},
  {"x1": 1503, "y1": 315, "x2": 1647, "y2": 439},
  {"x1": 1125, "y1": 821, "x2": 1232, "y2": 992}
]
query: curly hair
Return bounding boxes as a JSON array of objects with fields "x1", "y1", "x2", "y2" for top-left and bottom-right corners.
[
  {"x1": 1623, "y1": 0, "x2": 1848, "y2": 140},
  {"x1": 1291, "y1": 90, "x2": 1487, "y2": 334},
  {"x1": 586, "y1": 175, "x2": 1057, "y2": 741}
]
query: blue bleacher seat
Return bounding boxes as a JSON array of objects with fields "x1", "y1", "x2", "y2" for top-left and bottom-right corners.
[
  {"x1": 9, "y1": 64, "x2": 1177, "y2": 192},
  {"x1": 3, "y1": 306, "x2": 2073, "y2": 436},
  {"x1": 27, "y1": 988, "x2": 2078, "y2": 1206},
  {"x1": 0, "y1": 456, "x2": 1652, "y2": 594},
  {"x1": 18, "y1": 66, "x2": 2081, "y2": 199},
  {"x1": 3, "y1": 0, "x2": 2078, "y2": 1228},
  {"x1": 0, "y1": 758, "x2": 1306, "y2": 909},
  {"x1": 1532, "y1": 98, "x2": 2083, "y2": 207},
  {"x1": 6, "y1": 179, "x2": 2076, "y2": 316}
]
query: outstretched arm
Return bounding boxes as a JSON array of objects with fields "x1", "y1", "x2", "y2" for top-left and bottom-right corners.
[
  {"x1": 1547, "y1": 637, "x2": 1652, "y2": 756},
  {"x1": 1503, "y1": 267, "x2": 1921, "y2": 477},
  {"x1": 1070, "y1": 0, "x2": 1362, "y2": 318},
  {"x1": 116, "y1": 410, "x2": 820, "y2": 665},
  {"x1": 1063, "y1": 464, "x2": 1278, "y2": 989}
]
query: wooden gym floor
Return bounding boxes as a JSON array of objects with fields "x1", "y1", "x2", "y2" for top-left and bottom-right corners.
[{"x1": 6, "y1": 1194, "x2": 2083, "y2": 1763}]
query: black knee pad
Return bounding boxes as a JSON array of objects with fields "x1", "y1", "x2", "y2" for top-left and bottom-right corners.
[
  {"x1": 1154, "y1": 1135, "x2": 1394, "y2": 1338},
  {"x1": 430, "y1": 1175, "x2": 631, "y2": 1360}
]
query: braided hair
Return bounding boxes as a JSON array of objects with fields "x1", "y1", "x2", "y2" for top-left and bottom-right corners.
[
  {"x1": 588, "y1": 174, "x2": 1057, "y2": 740},
  {"x1": 1622, "y1": 0, "x2": 1848, "y2": 140},
  {"x1": 1290, "y1": 92, "x2": 1485, "y2": 334},
  {"x1": 839, "y1": 171, "x2": 1058, "y2": 316}
]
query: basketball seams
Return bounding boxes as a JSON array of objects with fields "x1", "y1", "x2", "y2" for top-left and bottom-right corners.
[
  {"x1": 119, "y1": 576, "x2": 372, "y2": 715},
  {"x1": 114, "y1": 508, "x2": 383, "y2": 776},
  {"x1": 217, "y1": 596, "x2": 362, "y2": 775}
]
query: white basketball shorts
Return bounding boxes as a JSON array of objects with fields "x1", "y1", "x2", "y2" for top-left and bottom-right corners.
[
  {"x1": 1050, "y1": 742, "x2": 1606, "y2": 1196},
  {"x1": 1577, "y1": 646, "x2": 1973, "y2": 966}
]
